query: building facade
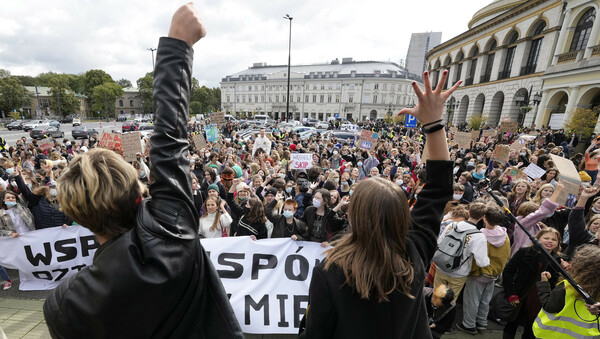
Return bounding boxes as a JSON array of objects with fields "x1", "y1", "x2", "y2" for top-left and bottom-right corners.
[
  {"x1": 220, "y1": 58, "x2": 420, "y2": 122},
  {"x1": 406, "y1": 32, "x2": 443, "y2": 76},
  {"x1": 425, "y1": 0, "x2": 565, "y2": 127},
  {"x1": 23, "y1": 86, "x2": 86, "y2": 118},
  {"x1": 115, "y1": 87, "x2": 143, "y2": 117}
]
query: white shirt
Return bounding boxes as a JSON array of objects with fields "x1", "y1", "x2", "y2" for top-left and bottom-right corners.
[
  {"x1": 199, "y1": 212, "x2": 232, "y2": 238},
  {"x1": 6, "y1": 208, "x2": 30, "y2": 235},
  {"x1": 252, "y1": 135, "x2": 271, "y2": 156}
]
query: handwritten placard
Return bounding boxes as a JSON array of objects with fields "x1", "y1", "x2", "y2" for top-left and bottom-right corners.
[
  {"x1": 471, "y1": 130, "x2": 480, "y2": 141},
  {"x1": 205, "y1": 124, "x2": 219, "y2": 142},
  {"x1": 98, "y1": 132, "x2": 123, "y2": 155},
  {"x1": 358, "y1": 129, "x2": 378, "y2": 151},
  {"x1": 290, "y1": 153, "x2": 313, "y2": 169},
  {"x1": 523, "y1": 163, "x2": 546, "y2": 179},
  {"x1": 121, "y1": 132, "x2": 142, "y2": 163},
  {"x1": 453, "y1": 132, "x2": 472, "y2": 149},
  {"x1": 492, "y1": 144, "x2": 510, "y2": 163},
  {"x1": 499, "y1": 121, "x2": 518, "y2": 134},
  {"x1": 192, "y1": 133, "x2": 207, "y2": 150},
  {"x1": 482, "y1": 129, "x2": 497, "y2": 137},
  {"x1": 211, "y1": 111, "x2": 226, "y2": 128},
  {"x1": 38, "y1": 138, "x2": 54, "y2": 151}
]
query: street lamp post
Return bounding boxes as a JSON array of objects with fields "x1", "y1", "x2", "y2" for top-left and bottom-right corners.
[
  {"x1": 147, "y1": 48, "x2": 157, "y2": 70},
  {"x1": 284, "y1": 14, "x2": 293, "y2": 123}
]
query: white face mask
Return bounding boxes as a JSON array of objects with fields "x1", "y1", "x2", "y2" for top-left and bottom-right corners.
[
  {"x1": 50, "y1": 188, "x2": 58, "y2": 197},
  {"x1": 396, "y1": 180, "x2": 403, "y2": 186},
  {"x1": 313, "y1": 199, "x2": 322, "y2": 208},
  {"x1": 453, "y1": 194, "x2": 463, "y2": 200}
]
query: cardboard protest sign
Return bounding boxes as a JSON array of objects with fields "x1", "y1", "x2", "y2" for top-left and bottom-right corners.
[
  {"x1": 205, "y1": 124, "x2": 219, "y2": 142},
  {"x1": 449, "y1": 126, "x2": 458, "y2": 134},
  {"x1": 492, "y1": 145, "x2": 510, "y2": 163},
  {"x1": 550, "y1": 154, "x2": 581, "y2": 206},
  {"x1": 508, "y1": 166, "x2": 527, "y2": 181},
  {"x1": 192, "y1": 132, "x2": 207, "y2": 150},
  {"x1": 482, "y1": 129, "x2": 497, "y2": 138},
  {"x1": 38, "y1": 138, "x2": 54, "y2": 151},
  {"x1": 290, "y1": 153, "x2": 313, "y2": 169},
  {"x1": 471, "y1": 130, "x2": 480, "y2": 141},
  {"x1": 358, "y1": 129, "x2": 378, "y2": 151},
  {"x1": 210, "y1": 111, "x2": 226, "y2": 128},
  {"x1": 121, "y1": 132, "x2": 142, "y2": 163},
  {"x1": 98, "y1": 132, "x2": 123, "y2": 155},
  {"x1": 523, "y1": 163, "x2": 546, "y2": 179},
  {"x1": 499, "y1": 121, "x2": 518, "y2": 134},
  {"x1": 453, "y1": 132, "x2": 472, "y2": 149}
]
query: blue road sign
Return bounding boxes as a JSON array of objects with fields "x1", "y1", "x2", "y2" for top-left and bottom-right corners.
[{"x1": 405, "y1": 114, "x2": 417, "y2": 128}]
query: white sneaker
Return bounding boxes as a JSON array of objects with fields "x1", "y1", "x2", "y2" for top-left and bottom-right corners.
[{"x1": 3, "y1": 281, "x2": 11, "y2": 290}]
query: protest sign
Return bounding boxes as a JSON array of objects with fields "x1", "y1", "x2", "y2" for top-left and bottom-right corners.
[
  {"x1": 523, "y1": 163, "x2": 546, "y2": 179},
  {"x1": 121, "y1": 132, "x2": 142, "y2": 163},
  {"x1": 211, "y1": 111, "x2": 226, "y2": 128},
  {"x1": 201, "y1": 237, "x2": 327, "y2": 334},
  {"x1": 482, "y1": 129, "x2": 497, "y2": 138},
  {"x1": 38, "y1": 137, "x2": 54, "y2": 151},
  {"x1": 499, "y1": 121, "x2": 518, "y2": 134},
  {"x1": 143, "y1": 137, "x2": 151, "y2": 158},
  {"x1": 492, "y1": 145, "x2": 510, "y2": 163},
  {"x1": 290, "y1": 153, "x2": 313, "y2": 169},
  {"x1": 358, "y1": 129, "x2": 378, "y2": 151},
  {"x1": 550, "y1": 154, "x2": 581, "y2": 205},
  {"x1": 508, "y1": 166, "x2": 527, "y2": 181},
  {"x1": 0, "y1": 226, "x2": 98, "y2": 291},
  {"x1": 192, "y1": 132, "x2": 207, "y2": 150},
  {"x1": 205, "y1": 124, "x2": 219, "y2": 142},
  {"x1": 453, "y1": 132, "x2": 472, "y2": 149},
  {"x1": 98, "y1": 132, "x2": 123, "y2": 155},
  {"x1": 471, "y1": 130, "x2": 480, "y2": 141}
]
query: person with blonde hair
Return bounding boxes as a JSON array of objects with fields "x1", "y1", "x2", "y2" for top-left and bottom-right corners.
[
  {"x1": 43, "y1": 5, "x2": 242, "y2": 337},
  {"x1": 299, "y1": 69, "x2": 460, "y2": 338}
]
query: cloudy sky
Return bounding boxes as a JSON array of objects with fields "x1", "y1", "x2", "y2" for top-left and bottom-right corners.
[{"x1": 0, "y1": 0, "x2": 487, "y2": 88}]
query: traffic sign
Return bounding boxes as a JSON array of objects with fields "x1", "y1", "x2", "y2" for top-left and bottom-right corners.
[{"x1": 405, "y1": 114, "x2": 417, "y2": 128}]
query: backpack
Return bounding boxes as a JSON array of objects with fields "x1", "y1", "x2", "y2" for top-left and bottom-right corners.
[{"x1": 433, "y1": 222, "x2": 481, "y2": 272}]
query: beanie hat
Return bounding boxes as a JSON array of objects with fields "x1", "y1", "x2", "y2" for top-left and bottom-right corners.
[
  {"x1": 208, "y1": 164, "x2": 219, "y2": 169},
  {"x1": 290, "y1": 144, "x2": 297, "y2": 152},
  {"x1": 579, "y1": 171, "x2": 592, "y2": 182},
  {"x1": 232, "y1": 165, "x2": 243, "y2": 178},
  {"x1": 266, "y1": 187, "x2": 278, "y2": 196},
  {"x1": 208, "y1": 184, "x2": 220, "y2": 193}
]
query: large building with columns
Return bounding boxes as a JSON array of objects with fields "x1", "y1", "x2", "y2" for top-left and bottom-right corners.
[
  {"x1": 220, "y1": 58, "x2": 420, "y2": 122},
  {"x1": 426, "y1": 0, "x2": 600, "y2": 130}
]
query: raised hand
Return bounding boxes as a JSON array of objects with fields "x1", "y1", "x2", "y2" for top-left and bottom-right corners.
[
  {"x1": 168, "y1": 3, "x2": 207, "y2": 47},
  {"x1": 397, "y1": 70, "x2": 461, "y2": 125}
]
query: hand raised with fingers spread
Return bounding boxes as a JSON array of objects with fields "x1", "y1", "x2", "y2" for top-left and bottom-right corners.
[{"x1": 398, "y1": 70, "x2": 461, "y2": 125}]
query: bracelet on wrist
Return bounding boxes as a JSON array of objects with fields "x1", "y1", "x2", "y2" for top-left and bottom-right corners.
[
  {"x1": 422, "y1": 119, "x2": 442, "y2": 128},
  {"x1": 422, "y1": 124, "x2": 445, "y2": 134}
]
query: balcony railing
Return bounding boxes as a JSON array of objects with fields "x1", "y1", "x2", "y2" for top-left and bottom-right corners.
[
  {"x1": 497, "y1": 70, "x2": 511, "y2": 80},
  {"x1": 464, "y1": 78, "x2": 474, "y2": 86},
  {"x1": 557, "y1": 51, "x2": 578, "y2": 64},
  {"x1": 480, "y1": 74, "x2": 491, "y2": 83},
  {"x1": 591, "y1": 45, "x2": 600, "y2": 58},
  {"x1": 520, "y1": 64, "x2": 536, "y2": 76}
]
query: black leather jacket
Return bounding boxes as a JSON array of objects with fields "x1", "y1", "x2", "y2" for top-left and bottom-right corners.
[{"x1": 43, "y1": 37, "x2": 243, "y2": 338}]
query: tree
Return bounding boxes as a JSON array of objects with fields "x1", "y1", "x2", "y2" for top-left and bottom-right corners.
[
  {"x1": 136, "y1": 72, "x2": 154, "y2": 114},
  {"x1": 13, "y1": 75, "x2": 36, "y2": 86},
  {"x1": 565, "y1": 108, "x2": 599, "y2": 139},
  {"x1": 468, "y1": 113, "x2": 487, "y2": 130},
  {"x1": 190, "y1": 101, "x2": 203, "y2": 115},
  {"x1": 117, "y1": 78, "x2": 133, "y2": 88},
  {"x1": 92, "y1": 83, "x2": 124, "y2": 119},
  {"x1": 83, "y1": 69, "x2": 114, "y2": 97},
  {"x1": 48, "y1": 77, "x2": 80, "y2": 117},
  {"x1": 0, "y1": 69, "x2": 11, "y2": 79},
  {"x1": 0, "y1": 77, "x2": 30, "y2": 118}
]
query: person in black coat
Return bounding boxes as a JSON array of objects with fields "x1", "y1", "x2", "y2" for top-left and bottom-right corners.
[
  {"x1": 298, "y1": 70, "x2": 457, "y2": 338},
  {"x1": 265, "y1": 195, "x2": 306, "y2": 239},
  {"x1": 43, "y1": 9, "x2": 242, "y2": 337},
  {"x1": 227, "y1": 178, "x2": 268, "y2": 239},
  {"x1": 565, "y1": 186, "x2": 600, "y2": 259}
]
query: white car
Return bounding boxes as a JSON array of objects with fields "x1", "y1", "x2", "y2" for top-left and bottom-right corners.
[
  {"x1": 315, "y1": 121, "x2": 329, "y2": 129},
  {"x1": 22, "y1": 120, "x2": 46, "y2": 131},
  {"x1": 72, "y1": 119, "x2": 81, "y2": 126}
]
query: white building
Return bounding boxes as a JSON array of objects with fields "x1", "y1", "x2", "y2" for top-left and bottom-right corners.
[
  {"x1": 406, "y1": 32, "x2": 443, "y2": 76},
  {"x1": 426, "y1": 0, "x2": 564, "y2": 127},
  {"x1": 220, "y1": 58, "x2": 421, "y2": 122}
]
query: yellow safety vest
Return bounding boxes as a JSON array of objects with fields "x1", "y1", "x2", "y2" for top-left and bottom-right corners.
[{"x1": 533, "y1": 281, "x2": 600, "y2": 338}]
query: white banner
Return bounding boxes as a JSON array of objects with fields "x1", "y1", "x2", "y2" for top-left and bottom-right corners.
[
  {"x1": 0, "y1": 226, "x2": 98, "y2": 291},
  {"x1": 201, "y1": 237, "x2": 327, "y2": 334},
  {"x1": 290, "y1": 153, "x2": 313, "y2": 169}
]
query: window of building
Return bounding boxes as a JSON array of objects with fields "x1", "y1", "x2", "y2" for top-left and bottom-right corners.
[
  {"x1": 374, "y1": 84, "x2": 379, "y2": 90},
  {"x1": 336, "y1": 83, "x2": 341, "y2": 90},
  {"x1": 383, "y1": 84, "x2": 387, "y2": 90},
  {"x1": 321, "y1": 84, "x2": 325, "y2": 90},
  {"x1": 261, "y1": 95, "x2": 264, "y2": 102},
  {"x1": 119, "y1": 99, "x2": 124, "y2": 107},
  {"x1": 305, "y1": 95, "x2": 309, "y2": 102},
  {"x1": 255, "y1": 95, "x2": 259, "y2": 102},
  {"x1": 349, "y1": 84, "x2": 355, "y2": 90},
  {"x1": 313, "y1": 94, "x2": 317, "y2": 102},
  {"x1": 237, "y1": 96, "x2": 240, "y2": 103},
  {"x1": 327, "y1": 95, "x2": 332, "y2": 103},
  {"x1": 242, "y1": 96, "x2": 246, "y2": 103},
  {"x1": 313, "y1": 84, "x2": 317, "y2": 90},
  {"x1": 570, "y1": 8, "x2": 596, "y2": 51},
  {"x1": 454, "y1": 51, "x2": 464, "y2": 84},
  {"x1": 373, "y1": 95, "x2": 378, "y2": 104},
  {"x1": 363, "y1": 95, "x2": 370, "y2": 103},
  {"x1": 320, "y1": 95, "x2": 324, "y2": 103},
  {"x1": 466, "y1": 47, "x2": 478, "y2": 85},
  {"x1": 349, "y1": 94, "x2": 354, "y2": 103},
  {"x1": 226, "y1": 95, "x2": 230, "y2": 102},
  {"x1": 328, "y1": 84, "x2": 333, "y2": 89},
  {"x1": 500, "y1": 32, "x2": 519, "y2": 80},
  {"x1": 275, "y1": 95, "x2": 279, "y2": 102},
  {"x1": 129, "y1": 100, "x2": 134, "y2": 107},
  {"x1": 248, "y1": 96, "x2": 252, "y2": 103},
  {"x1": 283, "y1": 95, "x2": 286, "y2": 102},
  {"x1": 522, "y1": 22, "x2": 546, "y2": 75},
  {"x1": 481, "y1": 39, "x2": 497, "y2": 83},
  {"x1": 335, "y1": 95, "x2": 340, "y2": 103},
  {"x1": 365, "y1": 83, "x2": 371, "y2": 90}
]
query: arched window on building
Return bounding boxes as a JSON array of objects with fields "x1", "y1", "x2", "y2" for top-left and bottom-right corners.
[
  {"x1": 570, "y1": 8, "x2": 596, "y2": 51},
  {"x1": 466, "y1": 46, "x2": 479, "y2": 86},
  {"x1": 522, "y1": 21, "x2": 546, "y2": 75},
  {"x1": 454, "y1": 51, "x2": 464, "y2": 85},
  {"x1": 119, "y1": 99, "x2": 124, "y2": 107},
  {"x1": 442, "y1": 55, "x2": 452, "y2": 89},
  {"x1": 499, "y1": 31, "x2": 519, "y2": 80},
  {"x1": 481, "y1": 39, "x2": 497, "y2": 83},
  {"x1": 130, "y1": 100, "x2": 134, "y2": 107},
  {"x1": 432, "y1": 60, "x2": 441, "y2": 87}
]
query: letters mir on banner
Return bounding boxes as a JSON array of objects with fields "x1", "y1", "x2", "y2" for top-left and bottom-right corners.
[{"x1": 0, "y1": 230, "x2": 327, "y2": 334}]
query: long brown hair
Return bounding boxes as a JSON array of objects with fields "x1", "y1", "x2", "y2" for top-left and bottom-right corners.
[
  {"x1": 569, "y1": 245, "x2": 600, "y2": 299},
  {"x1": 244, "y1": 197, "x2": 267, "y2": 224},
  {"x1": 324, "y1": 177, "x2": 414, "y2": 302},
  {"x1": 201, "y1": 196, "x2": 221, "y2": 232}
]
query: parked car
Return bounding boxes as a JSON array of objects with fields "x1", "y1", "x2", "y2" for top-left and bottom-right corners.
[
  {"x1": 315, "y1": 121, "x2": 329, "y2": 129},
  {"x1": 30, "y1": 125, "x2": 64, "y2": 139},
  {"x1": 6, "y1": 120, "x2": 25, "y2": 130},
  {"x1": 72, "y1": 118, "x2": 81, "y2": 126},
  {"x1": 47, "y1": 120, "x2": 60, "y2": 129},
  {"x1": 122, "y1": 121, "x2": 139, "y2": 132},
  {"x1": 59, "y1": 116, "x2": 74, "y2": 123},
  {"x1": 303, "y1": 118, "x2": 319, "y2": 127},
  {"x1": 117, "y1": 115, "x2": 127, "y2": 122},
  {"x1": 22, "y1": 120, "x2": 46, "y2": 131},
  {"x1": 72, "y1": 127, "x2": 99, "y2": 139}
]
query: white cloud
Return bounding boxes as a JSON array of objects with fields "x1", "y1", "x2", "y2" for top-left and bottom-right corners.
[{"x1": 0, "y1": 0, "x2": 484, "y2": 88}]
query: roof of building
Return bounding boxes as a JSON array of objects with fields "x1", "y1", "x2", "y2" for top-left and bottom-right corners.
[
  {"x1": 24, "y1": 86, "x2": 86, "y2": 99},
  {"x1": 222, "y1": 58, "x2": 422, "y2": 82},
  {"x1": 469, "y1": 0, "x2": 527, "y2": 29}
]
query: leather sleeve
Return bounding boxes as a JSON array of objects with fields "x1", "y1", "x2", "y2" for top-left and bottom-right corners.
[{"x1": 148, "y1": 37, "x2": 198, "y2": 238}]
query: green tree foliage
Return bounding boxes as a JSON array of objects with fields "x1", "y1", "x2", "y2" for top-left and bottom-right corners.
[
  {"x1": 565, "y1": 108, "x2": 598, "y2": 139},
  {"x1": 117, "y1": 78, "x2": 133, "y2": 88},
  {"x1": 0, "y1": 69, "x2": 11, "y2": 79},
  {"x1": 92, "y1": 83, "x2": 124, "y2": 118},
  {"x1": 190, "y1": 101, "x2": 203, "y2": 115},
  {"x1": 83, "y1": 69, "x2": 114, "y2": 97},
  {"x1": 0, "y1": 77, "x2": 30, "y2": 117},
  {"x1": 136, "y1": 72, "x2": 153, "y2": 114},
  {"x1": 190, "y1": 79, "x2": 221, "y2": 114},
  {"x1": 48, "y1": 77, "x2": 81, "y2": 117},
  {"x1": 468, "y1": 113, "x2": 487, "y2": 131}
]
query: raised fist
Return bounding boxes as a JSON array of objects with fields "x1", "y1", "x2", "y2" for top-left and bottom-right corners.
[{"x1": 168, "y1": 3, "x2": 207, "y2": 47}]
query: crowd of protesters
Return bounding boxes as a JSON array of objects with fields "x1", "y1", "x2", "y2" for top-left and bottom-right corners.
[{"x1": 2, "y1": 91, "x2": 600, "y2": 337}]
